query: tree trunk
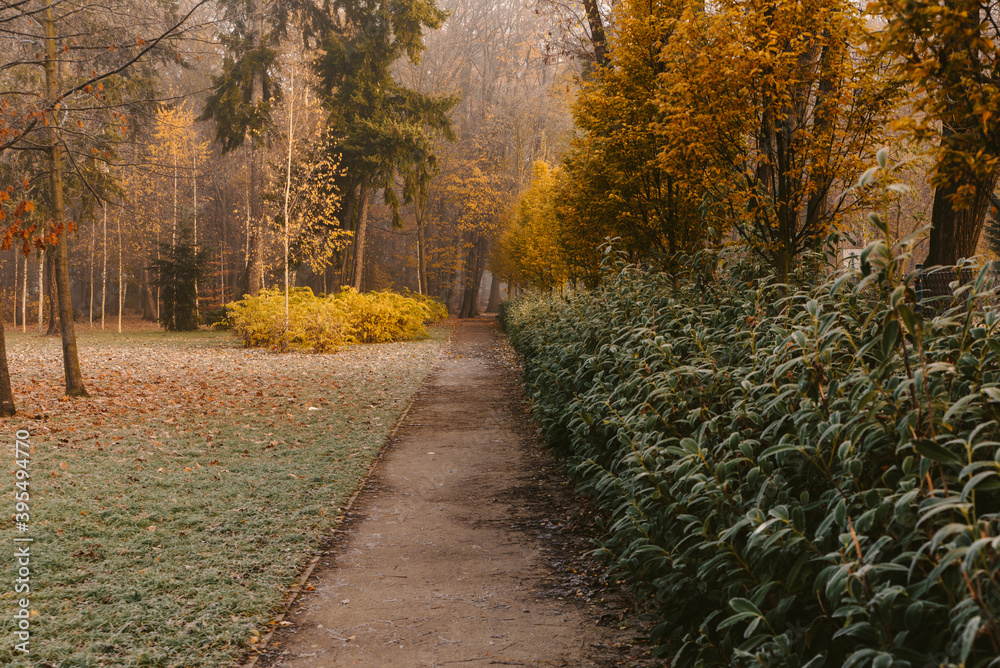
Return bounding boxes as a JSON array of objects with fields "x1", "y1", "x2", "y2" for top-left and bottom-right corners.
[
  {"x1": 141, "y1": 265, "x2": 156, "y2": 321},
  {"x1": 806, "y1": 39, "x2": 836, "y2": 230},
  {"x1": 243, "y1": 0, "x2": 266, "y2": 297},
  {"x1": 89, "y1": 212, "x2": 95, "y2": 328},
  {"x1": 416, "y1": 205, "x2": 427, "y2": 295},
  {"x1": 582, "y1": 0, "x2": 607, "y2": 68},
  {"x1": 217, "y1": 182, "x2": 227, "y2": 304},
  {"x1": 193, "y1": 144, "x2": 199, "y2": 317},
  {"x1": 21, "y1": 251, "x2": 28, "y2": 333},
  {"x1": 244, "y1": 148, "x2": 265, "y2": 296},
  {"x1": 486, "y1": 272, "x2": 501, "y2": 312},
  {"x1": 45, "y1": 0, "x2": 87, "y2": 397},
  {"x1": 172, "y1": 146, "x2": 178, "y2": 247},
  {"x1": 45, "y1": 249, "x2": 58, "y2": 336},
  {"x1": 447, "y1": 256, "x2": 462, "y2": 315},
  {"x1": 50, "y1": 177, "x2": 87, "y2": 397},
  {"x1": 351, "y1": 175, "x2": 372, "y2": 291},
  {"x1": 339, "y1": 184, "x2": 356, "y2": 285},
  {"x1": 924, "y1": 0, "x2": 995, "y2": 267},
  {"x1": 0, "y1": 303, "x2": 16, "y2": 416},
  {"x1": 459, "y1": 235, "x2": 487, "y2": 318},
  {"x1": 36, "y1": 249, "x2": 43, "y2": 334},
  {"x1": 244, "y1": 153, "x2": 251, "y2": 293},
  {"x1": 155, "y1": 236, "x2": 161, "y2": 321},
  {"x1": 13, "y1": 252, "x2": 19, "y2": 329},
  {"x1": 926, "y1": 130, "x2": 1000, "y2": 266},
  {"x1": 282, "y1": 67, "x2": 296, "y2": 332},
  {"x1": 118, "y1": 203, "x2": 123, "y2": 333},
  {"x1": 101, "y1": 203, "x2": 107, "y2": 330}
]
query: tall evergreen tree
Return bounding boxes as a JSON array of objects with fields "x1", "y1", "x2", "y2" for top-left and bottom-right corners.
[
  {"x1": 312, "y1": 0, "x2": 457, "y2": 291},
  {"x1": 151, "y1": 228, "x2": 211, "y2": 331}
]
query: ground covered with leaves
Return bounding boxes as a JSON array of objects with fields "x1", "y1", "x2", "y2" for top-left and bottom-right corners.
[{"x1": 0, "y1": 323, "x2": 450, "y2": 667}]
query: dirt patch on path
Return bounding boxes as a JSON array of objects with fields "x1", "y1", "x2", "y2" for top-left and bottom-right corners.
[{"x1": 259, "y1": 317, "x2": 658, "y2": 667}]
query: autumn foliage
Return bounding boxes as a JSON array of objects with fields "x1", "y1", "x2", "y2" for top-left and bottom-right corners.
[
  {"x1": 226, "y1": 287, "x2": 446, "y2": 352},
  {"x1": 492, "y1": 161, "x2": 569, "y2": 291},
  {"x1": 544, "y1": 0, "x2": 897, "y2": 282}
]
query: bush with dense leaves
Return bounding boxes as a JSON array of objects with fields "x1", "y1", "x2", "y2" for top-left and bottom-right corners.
[
  {"x1": 227, "y1": 287, "x2": 446, "y2": 352},
  {"x1": 502, "y1": 243, "x2": 1000, "y2": 666}
]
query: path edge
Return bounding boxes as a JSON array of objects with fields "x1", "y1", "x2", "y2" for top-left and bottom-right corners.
[{"x1": 238, "y1": 322, "x2": 457, "y2": 668}]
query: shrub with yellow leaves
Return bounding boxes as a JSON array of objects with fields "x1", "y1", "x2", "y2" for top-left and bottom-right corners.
[{"x1": 226, "y1": 287, "x2": 447, "y2": 352}]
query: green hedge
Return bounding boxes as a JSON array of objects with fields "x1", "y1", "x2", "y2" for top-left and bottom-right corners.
[{"x1": 501, "y1": 247, "x2": 1000, "y2": 667}]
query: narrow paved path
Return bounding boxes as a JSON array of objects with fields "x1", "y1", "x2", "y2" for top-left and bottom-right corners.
[{"x1": 262, "y1": 318, "x2": 653, "y2": 667}]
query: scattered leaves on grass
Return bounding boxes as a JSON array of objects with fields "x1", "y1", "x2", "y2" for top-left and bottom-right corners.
[{"x1": 0, "y1": 323, "x2": 449, "y2": 666}]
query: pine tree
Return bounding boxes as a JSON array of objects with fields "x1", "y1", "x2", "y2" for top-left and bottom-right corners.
[
  {"x1": 151, "y1": 227, "x2": 211, "y2": 331},
  {"x1": 312, "y1": 0, "x2": 457, "y2": 290}
]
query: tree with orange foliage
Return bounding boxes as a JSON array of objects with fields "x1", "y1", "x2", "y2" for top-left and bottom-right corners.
[
  {"x1": 0, "y1": 180, "x2": 46, "y2": 416},
  {"x1": 557, "y1": 0, "x2": 898, "y2": 283},
  {"x1": 874, "y1": 0, "x2": 1000, "y2": 267},
  {"x1": 440, "y1": 156, "x2": 509, "y2": 317},
  {"x1": 655, "y1": 0, "x2": 897, "y2": 281}
]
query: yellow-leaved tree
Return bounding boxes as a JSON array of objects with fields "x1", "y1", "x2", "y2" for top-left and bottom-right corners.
[
  {"x1": 152, "y1": 103, "x2": 211, "y2": 247},
  {"x1": 558, "y1": 0, "x2": 705, "y2": 284},
  {"x1": 554, "y1": 0, "x2": 899, "y2": 282},
  {"x1": 493, "y1": 161, "x2": 568, "y2": 291},
  {"x1": 656, "y1": 0, "x2": 898, "y2": 280},
  {"x1": 437, "y1": 151, "x2": 510, "y2": 317}
]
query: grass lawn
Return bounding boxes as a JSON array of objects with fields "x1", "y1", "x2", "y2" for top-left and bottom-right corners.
[{"x1": 0, "y1": 321, "x2": 451, "y2": 666}]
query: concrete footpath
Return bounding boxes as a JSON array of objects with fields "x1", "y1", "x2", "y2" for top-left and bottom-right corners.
[{"x1": 259, "y1": 317, "x2": 655, "y2": 667}]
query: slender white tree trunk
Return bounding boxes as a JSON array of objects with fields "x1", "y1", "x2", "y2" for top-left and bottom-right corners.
[
  {"x1": 89, "y1": 219, "x2": 95, "y2": 329},
  {"x1": 283, "y1": 68, "x2": 296, "y2": 333},
  {"x1": 101, "y1": 202, "x2": 107, "y2": 330},
  {"x1": 118, "y1": 201, "x2": 123, "y2": 334},
  {"x1": 192, "y1": 145, "x2": 199, "y2": 317},
  {"x1": 21, "y1": 251, "x2": 28, "y2": 333}
]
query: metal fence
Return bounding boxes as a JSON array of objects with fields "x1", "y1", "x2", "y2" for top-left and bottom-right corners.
[{"x1": 913, "y1": 265, "x2": 999, "y2": 315}]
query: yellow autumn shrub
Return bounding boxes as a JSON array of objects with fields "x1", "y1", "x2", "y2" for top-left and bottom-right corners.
[{"x1": 226, "y1": 287, "x2": 447, "y2": 352}]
